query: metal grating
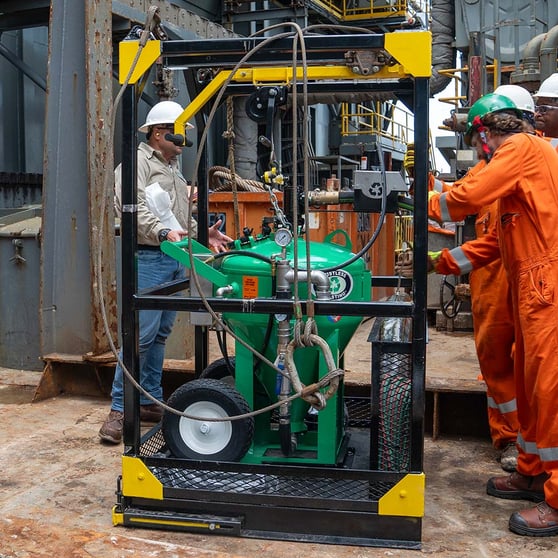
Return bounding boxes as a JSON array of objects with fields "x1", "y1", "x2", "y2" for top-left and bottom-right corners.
[
  {"x1": 140, "y1": 427, "x2": 166, "y2": 456},
  {"x1": 377, "y1": 351, "x2": 412, "y2": 471},
  {"x1": 346, "y1": 396, "x2": 371, "y2": 428},
  {"x1": 149, "y1": 463, "x2": 396, "y2": 501}
]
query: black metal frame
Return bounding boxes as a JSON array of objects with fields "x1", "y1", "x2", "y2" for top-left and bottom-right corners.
[{"x1": 117, "y1": 33, "x2": 429, "y2": 548}]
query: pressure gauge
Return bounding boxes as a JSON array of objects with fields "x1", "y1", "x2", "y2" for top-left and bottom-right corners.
[{"x1": 274, "y1": 228, "x2": 293, "y2": 247}]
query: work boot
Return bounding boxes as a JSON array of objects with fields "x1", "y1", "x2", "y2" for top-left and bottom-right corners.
[
  {"x1": 498, "y1": 442, "x2": 519, "y2": 472},
  {"x1": 98, "y1": 409, "x2": 124, "y2": 444},
  {"x1": 509, "y1": 501, "x2": 558, "y2": 536},
  {"x1": 140, "y1": 404, "x2": 163, "y2": 423},
  {"x1": 486, "y1": 471, "x2": 547, "y2": 502}
]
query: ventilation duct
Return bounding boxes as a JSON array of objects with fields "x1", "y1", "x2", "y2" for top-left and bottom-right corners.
[{"x1": 430, "y1": 0, "x2": 456, "y2": 96}]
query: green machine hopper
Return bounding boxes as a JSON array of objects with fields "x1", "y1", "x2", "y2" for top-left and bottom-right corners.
[{"x1": 161, "y1": 230, "x2": 370, "y2": 465}]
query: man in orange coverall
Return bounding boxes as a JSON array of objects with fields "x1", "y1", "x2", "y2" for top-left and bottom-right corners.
[
  {"x1": 403, "y1": 136, "x2": 519, "y2": 471},
  {"x1": 447, "y1": 152, "x2": 520, "y2": 469},
  {"x1": 428, "y1": 92, "x2": 558, "y2": 536},
  {"x1": 440, "y1": 85, "x2": 536, "y2": 471}
]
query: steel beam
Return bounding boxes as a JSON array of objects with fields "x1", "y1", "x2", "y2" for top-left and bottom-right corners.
[{"x1": 41, "y1": 0, "x2": 117, "y2": 359}]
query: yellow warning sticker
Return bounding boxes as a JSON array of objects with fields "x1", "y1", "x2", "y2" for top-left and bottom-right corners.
[{"x1": 243, "y1": 276, "x2": 259, "y2": 298}]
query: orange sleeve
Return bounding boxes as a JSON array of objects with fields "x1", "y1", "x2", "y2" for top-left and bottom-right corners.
[
  {"x1": 427, "y1": 159, "x2": 487, "y2": 221},
  {"x1": 428, "y1": 144, "x2": 519, "y2": 223},
  {"x1": 435, "y1": 223, "x2": 500, "y2": 275},
  {"x1": 435, "y1": 248, "x2": 462, "y2": 275}
]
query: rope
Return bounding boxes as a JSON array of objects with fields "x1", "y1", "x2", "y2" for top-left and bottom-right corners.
[
  {"x1": 208, "y1": 165, "x2": 267, "y2": 193},
  {"x1": 224, "y1": 98, "x2": 240, "y2": 237}
]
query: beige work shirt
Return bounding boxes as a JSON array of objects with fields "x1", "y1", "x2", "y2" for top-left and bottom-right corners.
[{"x1": 115, "y1": 142, "x2": 197, "y2": 245}]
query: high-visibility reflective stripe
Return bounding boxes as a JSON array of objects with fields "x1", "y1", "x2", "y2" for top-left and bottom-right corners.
[
  {"x1": 517, "y1": 433, "x2": 538, "y2": 454},
  {"x1": 433, "y1": 178, "x2": 444, "y2": 192},
  {"x1": 550, "y1": 138, "x2": 558, "y2": 148},
  {"x1": 517, "y1": 433, "x2": 558, "y2": 461},
  {"x1": 487, "y1": 396, "x2": 517, "y2": 413},
  {"x1": 540, "y1": 447, "x2": 558, "y2": 461},
  {"x1": 439, "y1": 192, "x2": 452, "y2": 222},
  {"x1": 448, "y1": 246, "x2": 473, "y2": 274}
]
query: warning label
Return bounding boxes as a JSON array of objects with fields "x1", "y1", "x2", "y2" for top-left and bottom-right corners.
[{"x1": 243, "y1": 276, "x2": 259, "y2": 298}]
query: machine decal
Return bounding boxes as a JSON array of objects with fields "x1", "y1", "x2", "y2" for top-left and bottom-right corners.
[{"x1": 326, "y1": 270, "x2": 353, "y2": 300}]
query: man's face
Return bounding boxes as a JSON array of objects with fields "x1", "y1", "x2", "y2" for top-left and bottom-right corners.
[
  {"x1": 152, "y1": 124, "x2": 184, "y2": 160},
  {"x1": 534, "y1": 97, "x2": 558, "y2": 136},
  {"x1": 470, "y1": 131, "x2": 489, "y2": 161}
]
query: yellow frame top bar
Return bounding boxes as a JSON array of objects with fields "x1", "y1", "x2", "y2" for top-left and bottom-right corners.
[
  {"x1": 118, "y1": 31, "x2": 432, "y2": 132},
  {"x1": 119, "y1": 31, "x2": 431, "y2": 86}
]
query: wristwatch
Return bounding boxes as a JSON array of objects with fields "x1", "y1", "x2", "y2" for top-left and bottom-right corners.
[{"x1": 158, "y1": 228, "x2": 171, "y2": 244}]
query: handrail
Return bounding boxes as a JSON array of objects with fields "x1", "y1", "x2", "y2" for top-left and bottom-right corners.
[
  {"x1": 341, "y1": 100, "x2": 412, "y2": 145},
  {"x1": 308, "y1": 0, "x2": 409, "y2": 20},
  {"x1": 435, "y1": 64, "x2": 499, "y2": 110}
]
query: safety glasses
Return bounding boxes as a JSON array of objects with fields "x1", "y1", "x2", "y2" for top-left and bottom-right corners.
[{"x1": 534, "y1": 104, "x2": 558, "y2": 114}]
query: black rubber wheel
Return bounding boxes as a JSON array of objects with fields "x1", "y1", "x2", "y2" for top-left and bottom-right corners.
[
  {"x1": 162, "y1": 378, "x2": 254, "y2": 461},
  {"x1": 199, "y1": 357, "x2": 236, "y2": 381},
  {"x1": 440, "y1": 275, "x2": 463, "y2": 319}
]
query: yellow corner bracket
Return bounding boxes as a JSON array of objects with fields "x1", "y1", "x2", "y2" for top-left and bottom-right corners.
[
  {"x1": 119, "y1": 40, "x2": 162, "y2": 84},
  {"x1": 112, "y1": 505, "x2": 124, "y2": 526},
  {"x1": 378, "y1": 472, "x2": 425, "y2": 517},
  {"x1": 385, "y1": 31, "x2": 432, "y2": 78},
  {"x1": 121, "y1": 455, "x2": 163, "y2": 500}
]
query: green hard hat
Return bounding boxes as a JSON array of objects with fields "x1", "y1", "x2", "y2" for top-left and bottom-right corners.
[{"x1": 464, "y1": 93, "x2": 522, "y2": 145}]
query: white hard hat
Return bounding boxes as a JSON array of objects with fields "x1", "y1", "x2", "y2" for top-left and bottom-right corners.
[
  {"x1": 138, "y1": 101, "x2": 194, "y2": 132},
  {"x1": 494, "y1": 84, "x2": 535, "y2": 113},
  {"x1": 533, "y1": 73, "x2": 558, "y2": 100}
]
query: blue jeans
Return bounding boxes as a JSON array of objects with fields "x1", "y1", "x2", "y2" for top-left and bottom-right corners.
[{"x1": 110, "y1": 249, "x2": 185, "y2": 412}]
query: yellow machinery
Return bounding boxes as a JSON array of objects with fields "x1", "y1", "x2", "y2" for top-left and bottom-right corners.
[{"x1": 113, "y1": 22, "x2": 431, "y2": 549}]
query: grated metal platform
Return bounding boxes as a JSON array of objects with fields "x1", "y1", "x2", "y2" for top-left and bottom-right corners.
[{"x1": 115, "y1": 393, "x2": 423, "y2": 548}]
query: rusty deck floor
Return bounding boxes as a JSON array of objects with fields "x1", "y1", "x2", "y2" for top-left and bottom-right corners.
[{"x1": 2, "y1": 327, "x2": 553, "y2": 557}]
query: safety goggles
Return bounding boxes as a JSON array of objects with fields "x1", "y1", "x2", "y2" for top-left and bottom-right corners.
[{"x1": 534, "y1": 104, "x2": 558, "y2": 114}]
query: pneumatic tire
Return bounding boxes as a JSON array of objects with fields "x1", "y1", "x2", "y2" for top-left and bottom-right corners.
[
  {"x1": 162, "y1": 378, "x2": 253, "y2": 461},
  {"x1": 199, "y1": 357, "x2": 236, "y2": 383}
]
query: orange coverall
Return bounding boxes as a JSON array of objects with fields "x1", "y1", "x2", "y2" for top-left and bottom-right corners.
[
  {"x1": 429, "y1": 132, "x2": 558, "y2": 508},
  {"x1": 435, "y1": 160, "x2": 519, "y2": 450}
]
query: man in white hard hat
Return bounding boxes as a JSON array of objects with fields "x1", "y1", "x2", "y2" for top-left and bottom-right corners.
[
  {"x1": 494, "y1": 84, "x2": 536, "y2": 129},
  {"x1": 99, "y1": 100, "x2": 232, "y2": 444},
  {"x1": 533, "y1": 73, "x2": 558, "y2": 137}
]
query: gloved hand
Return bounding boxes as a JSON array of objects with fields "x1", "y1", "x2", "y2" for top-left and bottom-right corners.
[
  {"x1": 395, "y1": 250, "x2": 414, "y2": 278},
  {"x1": 428, "y1": 190, "x2": 439, "y2": 202},
  {"x1": 427, "y1": 250, "x2": 442, "y2": 273},
  {"x1": 396, "y1": 250, "x2": 445, "y2": 276}
]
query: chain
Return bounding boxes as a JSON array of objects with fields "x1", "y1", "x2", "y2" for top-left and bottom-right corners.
[{"x1": 265, "y1": 183, "x2": 290, "y2": 229}]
